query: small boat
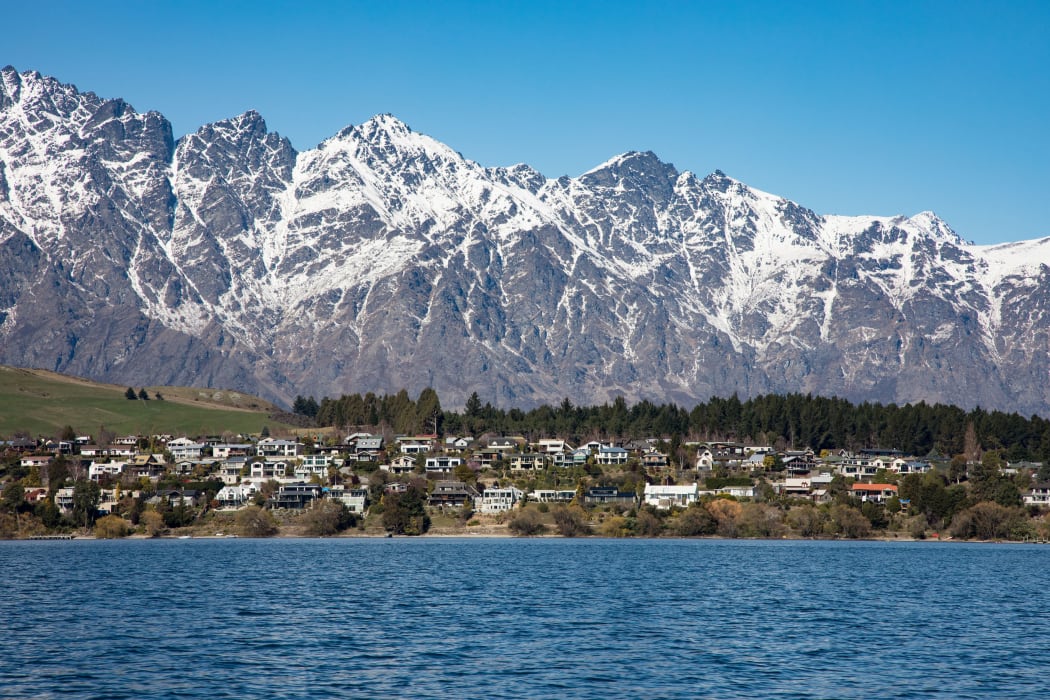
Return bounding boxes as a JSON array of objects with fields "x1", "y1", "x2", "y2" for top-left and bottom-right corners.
[{"x1": 177, "y1": 535, "x2": 192, "y2": 539}]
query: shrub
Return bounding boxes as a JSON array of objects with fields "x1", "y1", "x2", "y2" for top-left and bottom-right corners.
[
  {"x1": 949, "y1": 502, "x2": 1028, "y2": 540},
  {"x1": 673, "y1": 504, "x2": 716, "y2": 536},
  {"x1": 786, "y1": 505, "x2": 826, "y2": 537},
  {"x1": 736, "y1": 503, "x2": 785, "y2": 538},
  {"x1": 235, "y1": 505, "x2": 279, "y2": 537},
  {"x1": 551, "y1": 505, "x2": 589, "y2": 537},
  {"x1": 826, "y1": 504, "x2": 872, "y2": 539},
  {"x1": 508, "y1": 509, "x2": 546, "y2": 536},
  {"x1": 140, "y1": 510, "x2": 166, "y2": 537},
  {"x1": 599, "y1": 515, "x2": 629, "y2": 537},
  {"x1": 301, "y1": 500, "x2": 356, "y2": 536},
  {"x1": 635, "y1": 509, "x2": 664, "y2": 537},
  {"x1": 95, "y1": 515, "x2": 129, "y2": 539}
]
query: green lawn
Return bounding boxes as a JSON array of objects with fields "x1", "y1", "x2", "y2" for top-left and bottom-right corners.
[{"x1": 0, "y1": 366, "x2": 286, "y2": 438}]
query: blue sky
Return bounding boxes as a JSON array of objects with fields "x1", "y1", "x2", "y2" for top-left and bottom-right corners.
[{"x1": 4, "y1": 0, "x2": 1048, "y2": 244}]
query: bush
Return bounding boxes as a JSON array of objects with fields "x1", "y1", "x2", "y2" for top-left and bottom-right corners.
[
  {"x1": 635, "y1": 509, "x2": 664, "y2": 537},
  {"x1": 94, "y1": 515, "x2": 129, "y2": 539},
  {"x1": 786, "y1": 505, "x2": 826, "y2": 537},
  {"x1": 140, "y1": 510, "x2": 166, "y2": 537},
  {"x1": 508, "y1": 509, "x2": 546, "y2": 536},
  {"x1": 673, "y1": 504, "x2": 716, "y2": 536},
  {"x1": 826, "y1": 504, "x2": 872, "y2": 539},
  {"x1": 381, "y1": 485, "x2": 430, "y2": 535},
  {"x1": 551, "y1": 505, "x2": 588, "y2": 537},
  {"x1": 949, "y1": 502, "x2": 1028, "y2": 540},
  {"x1": 599, "y1": 515, "x2": 629, "y2": 537},
  {"x1": 736, "y1": 503, "x2": 785, "y2": 538},
  {"x1": 236, "y1": 506, "x2": 279, "y2": 537},
  {"x1": 301, "y1": 500, "x2": 357, "y2": 536}
]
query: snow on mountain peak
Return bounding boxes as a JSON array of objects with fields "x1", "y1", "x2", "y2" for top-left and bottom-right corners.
[{"x1": 6, "y1": 67, "x2": 1050, "y2": 415}]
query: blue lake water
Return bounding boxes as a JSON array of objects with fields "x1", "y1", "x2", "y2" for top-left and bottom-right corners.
[{"x1": 0, "y1": 538, "x2": 1047, "y2": 699}]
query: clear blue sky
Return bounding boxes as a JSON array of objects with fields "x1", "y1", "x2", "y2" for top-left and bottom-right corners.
[{"x1": 4, "y1": 0, "x2": 1048, "y2": 244}]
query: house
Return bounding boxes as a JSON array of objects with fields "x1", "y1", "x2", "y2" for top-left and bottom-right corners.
[
  {"x1": 707, "y1": 485, "x2": 757, "y2": 499},
  {"x1": 20, "y1": 455, "x2": 53, "y2": 470},
  {"x1": 216, "y1": 484, "x2": 258, "y2": 508},
  {"x1": 166, "y1": 437, "x2": 207, "y2": 461},
  {"x1": 54, "y1": 487, "x2": 76, "y2": 511},
  {"x1": 472, "y1": 450, "x2": 502, "y2": 468},
  {"x1": 427, "y1": 480, "x2": 478, "y2": 508},
  {"x1": 153, "y1": 489, "x2": 200, "y2": 508},
  {"x1": 445, "y1": 436, "x2": 474, "y2": 451},
  {"x1": 851, "y1": 483, "x2": 898, "y2": 503},
  {"x1": 78, "y1": 445, "x2": 109, "y2": 459},
  {"x1": 383, "y1": 455, "x2": 418, "y2": 475},
  {"x1": 531, "y1": 489, "x2": 576, "y2": 503},
  {"x1": 534, "y1": 439, "x2": 569, "y2": 454},
  {"x1": 642, "y1": 451, "x2": 669, "y2": 470},
  {"x1": 256, "y1": 438, "x2": 303, "y2": 458},
  {"x1": 212, "y1": 443, "x2": 254, "y2": 459},
  {"x1": 644, "y1": 483, "x2": 699, "y2": 510},
  {"x1": 476, "y1": 485, "x2": 524, "y2": 513},
  {"x1": 553, "y1": 449, "x2": 589, "y2": 469},
  {"x1": 890, "y1": 459, "x2": 932, "y2": 475},
  {"x1": 88, "y1": 461, "x2": 126, "y2": 481},
  {"x1": 127, "y1": 453, "x2": 167, "y2": 479},
  {"x1": 425, "y1": 455, "x2": 462, "y2": 475},
  {"x1": 596, "y1": 446, "x2": 629, "y2": 466},
  {"x1": 1024, "y1": 483, "x2": 1050, "y2": 508},
  {"x1": 583, "y1": 486, "x2": 635, "y2": 506},
  {"x1": 249, "y1": 460, "x2": 289, "y2": 479},
  {"x1": 398, "y1": 436, "x2": 435, "y2": 454},
  {"x1": 511, "y1": 453, "x2": 548, "y2": 471},
  {"x1": 220, "y1": 456, "x2": 248, "y2": 485},
  {"x1": 269, "y1": 483, "x2": 322, "y2": 509},
  {"x1": 327, "y1": 485, "x2": 369, "y2": 513},
  {"x1": 352, "y1": 436, "x2": 384, "y2": 462},
  {"x1": 836, "y1": 457, "x2": 886, "y2": 480},
  {"x1": 24, "y1": 488, "x2": 49, "y2": 505},
  {"x1": 486, "y1": 438, "x2": 518, "y2": 454}
]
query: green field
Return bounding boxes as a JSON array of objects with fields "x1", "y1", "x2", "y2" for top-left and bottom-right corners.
[{"x1": 0, "y1": 366, "x2": 289, "y2": 438}]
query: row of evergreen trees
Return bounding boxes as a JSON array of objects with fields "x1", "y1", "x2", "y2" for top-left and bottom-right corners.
[{"x1": 291, "y1": 389, "x2": 1050, "y2": 463}]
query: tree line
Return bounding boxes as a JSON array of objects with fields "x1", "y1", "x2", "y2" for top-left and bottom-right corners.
[{"x1": 293, "y1": 389, "x2": 1050, "y2": 462}]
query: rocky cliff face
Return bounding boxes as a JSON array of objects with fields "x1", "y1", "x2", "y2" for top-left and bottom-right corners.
[{"x1": 1, "y1": 67, "x2": 1048, "y2": 413}]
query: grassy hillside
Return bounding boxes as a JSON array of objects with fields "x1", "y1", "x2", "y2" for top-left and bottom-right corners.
[{"x1": 0, "y1": 366, "x2": 289, "y2": 438}]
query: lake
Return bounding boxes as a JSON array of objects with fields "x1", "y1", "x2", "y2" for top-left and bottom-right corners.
[{"x1": 0, "y1": 538, "x2": 1047, "y2": 698}]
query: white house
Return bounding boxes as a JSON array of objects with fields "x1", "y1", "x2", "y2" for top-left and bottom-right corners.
[
  {"x1": 425, "y1": 455, "x2": 462, "y2": 475},
  {"x1": 167, "y1": 437, "x2": 206, "y2": 461},
  {"x1": 327, "y1": 485, "x2": 369, "y2": 513},
  {"x1": 643, "y1": 483, "x2": 699, "y2": 510},
  {"x1": 256, "y1": 438, "x2": 303, "y2": 458},
  {"x1": 88, "y1": 461, "x2": 126, "y2": 481},
  {"x1": 216, "y1": 484, "x2": 258, "y2": 508},
  {"x1": 476, "y1": 486, "x2": 524, "y2": 514},
  {"x1": 1023, "y1": 484, "x2": 1050, "y2": 508},
  {"x1": 596, "y1": 446, "x2": 629, "y2": 466}
]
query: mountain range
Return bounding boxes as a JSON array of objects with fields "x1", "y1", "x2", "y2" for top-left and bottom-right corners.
[{"x1": 2, "y1": 66, "x2": 1049, "y2": 415}]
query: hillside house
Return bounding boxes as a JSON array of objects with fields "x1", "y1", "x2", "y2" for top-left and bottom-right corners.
[
  {"x1": 476, "y1": 485, "x2": 524, "y2": 513},
  {"x1": 644, "y1": 483, "x2": 699, "y2": 510}
]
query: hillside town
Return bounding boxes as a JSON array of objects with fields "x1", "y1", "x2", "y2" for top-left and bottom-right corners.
[{"x1": 2, "y1": 423, "x2": 1049, "y2": 541}]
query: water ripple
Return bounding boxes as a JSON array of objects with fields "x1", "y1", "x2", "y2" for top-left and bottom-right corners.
[{"x1": 1, "y1": 539, "x2": 1048, "y2": 698}]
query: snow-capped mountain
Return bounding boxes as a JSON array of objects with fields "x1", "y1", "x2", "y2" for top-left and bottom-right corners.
[{"x1": 2, "y1": 66, "x2": 1049, "y2": 414}]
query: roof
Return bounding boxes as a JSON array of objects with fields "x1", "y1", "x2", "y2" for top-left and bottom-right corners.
[{"x1": 851, "y1": 483, "x2": 898, "y2": 492}]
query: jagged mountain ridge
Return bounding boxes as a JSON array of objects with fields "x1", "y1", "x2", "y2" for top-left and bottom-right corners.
[{"x1": 2, "y1": 66, "x2": 1049, "y2": 414}]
